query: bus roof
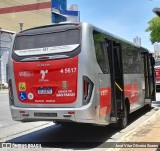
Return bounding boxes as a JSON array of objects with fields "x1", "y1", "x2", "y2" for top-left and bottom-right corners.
[
  {"x1": 17, "y1": 22, "x2": 150, "y2": 52},
  {"x1": 92, "y1": 23, "x2": 149, "y2": 52}
]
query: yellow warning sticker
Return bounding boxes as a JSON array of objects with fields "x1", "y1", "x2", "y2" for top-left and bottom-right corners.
[{"x1": 19, "y1": 82, "x2": 26, "y2": 91}]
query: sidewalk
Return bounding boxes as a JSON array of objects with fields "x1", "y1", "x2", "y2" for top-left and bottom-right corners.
[
  {"x1": 110, "y1": 109, "x2": 160, "y2": 151},
  {"x1": 0, "y1": 89, "x2": 8, "y2": 94}
]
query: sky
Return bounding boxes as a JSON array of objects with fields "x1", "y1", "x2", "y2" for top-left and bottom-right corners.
[{"x1": 68, "y1": 0, "x2": 160, "y2": 52}]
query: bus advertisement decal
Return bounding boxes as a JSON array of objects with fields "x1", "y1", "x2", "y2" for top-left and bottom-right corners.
[
  {"x1": 124, "y1": 83, "x2": 139, "y2": 103},
  {"x1": 99, "y1": 88, "x2": 111, "y2": 115},
  {"x1": 13, "y1": 56, "x2": 78, "y2": 104}
]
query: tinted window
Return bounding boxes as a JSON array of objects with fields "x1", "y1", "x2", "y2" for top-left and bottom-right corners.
[
  {"x1": 122, "y1": 45, "x2": 144, "y2": 74},
  {"x1": 14, "y1": 29, "x2": 80, "y2": 50},
  {"x1": 93, "y1": 30, "x2": 109, "y2": 74}
]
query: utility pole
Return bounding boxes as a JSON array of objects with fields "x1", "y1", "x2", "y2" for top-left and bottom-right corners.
[
  {"x1": 0, "y1": 27, "x2": 2, "y2": 90},
  {"x1": 19, "y1": 23, "x2": 23, "y2": 31}
]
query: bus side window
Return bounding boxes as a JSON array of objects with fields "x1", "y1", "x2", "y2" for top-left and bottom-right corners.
[{"x1": 93, "y1": 30, "x2": 109, "y2": 74}]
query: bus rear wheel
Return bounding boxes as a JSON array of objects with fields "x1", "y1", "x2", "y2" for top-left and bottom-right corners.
[{"x1": 118, "y1": 106, "x2": 128, "y2": 129}]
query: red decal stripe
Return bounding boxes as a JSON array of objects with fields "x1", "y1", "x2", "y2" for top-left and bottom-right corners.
[
  {"x1": 0, "y1": 2, "x2": 51, "y2": 14},
  {"x1": 124, "y1": 83, "x2": 139, "y2": 104},
  {"x1": 99, "y1": 88, "x2": 111, "y2": 115}
]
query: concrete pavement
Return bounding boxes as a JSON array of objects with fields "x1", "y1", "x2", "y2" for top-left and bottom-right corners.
[
  {"x1": 109, "y1": 108, "x2": 160, "y2": 151},
  {"x1": 0, "y1": 89, "x2": 8, "y2": 94}
]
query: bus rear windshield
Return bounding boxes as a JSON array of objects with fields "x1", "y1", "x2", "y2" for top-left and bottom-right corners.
[{"x1": 13, "y1": 29, "x2": 80, "y2": 56}]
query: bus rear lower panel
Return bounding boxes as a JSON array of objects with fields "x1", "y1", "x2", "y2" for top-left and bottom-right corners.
[{"x1": 10, "y1": 104, "x2": 111, "y2": 125}]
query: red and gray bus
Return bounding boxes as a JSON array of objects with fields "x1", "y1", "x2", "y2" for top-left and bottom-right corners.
[
  {"x1": 155, "y1": 59, "x2": 160, "y2": 91},
  {"x1": 8, "y1": 22, "x2": 156, "y2": 128}
]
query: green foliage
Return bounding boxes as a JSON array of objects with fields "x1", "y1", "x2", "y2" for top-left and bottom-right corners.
[{"x1": 146, "y1": 17, "x2": 160, "y2": 44}]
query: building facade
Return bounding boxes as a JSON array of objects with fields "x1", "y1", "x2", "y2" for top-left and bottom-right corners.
[
  {"x1": 133, "y1": 36, "x2": 141, "y2": 46},
  {"x1": 0, "y1": 29, "x2": 15, "y2": 84},
  {"x1": 0, "y1": 0, "x2": 79, "y2": 32},
  {"x1": 51, "y1": 0, "x2": 79, "y2": 23},
  {"x1": 52, "y1": 0, "x2": 67, "y2": 23}
]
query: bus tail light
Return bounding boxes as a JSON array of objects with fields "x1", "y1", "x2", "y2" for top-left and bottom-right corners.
[
  {"x1": 83, "y1": 76, "x2": 94, "y2": 105},
  {"x1": 8, "y1": 79, "x2": 14, "y2": 105}
]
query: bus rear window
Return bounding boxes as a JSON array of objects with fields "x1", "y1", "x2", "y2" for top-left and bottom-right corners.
[{"x1": 13, "y1": 29, "x2": 80, "y2": 56}]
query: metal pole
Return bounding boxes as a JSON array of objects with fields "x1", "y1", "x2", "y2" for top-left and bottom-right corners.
[
  {"x1": 19, "y1": 23, "x2": 23, "y2": 31},
  {"x1": 0, "y1": 27, "x2": 2, "y2": 90}
]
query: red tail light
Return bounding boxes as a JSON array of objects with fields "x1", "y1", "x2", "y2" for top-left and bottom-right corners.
[
  {"x1": 83, "y1": 76, "x2": 94, "y2": 105},
  {"x1": 8, "y1": 79, "x2": 14, "y2": 105}
]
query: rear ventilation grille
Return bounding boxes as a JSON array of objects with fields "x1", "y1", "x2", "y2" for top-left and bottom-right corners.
[{"x1": 34, "y1": 113, "x2": 57, "y2": 117}]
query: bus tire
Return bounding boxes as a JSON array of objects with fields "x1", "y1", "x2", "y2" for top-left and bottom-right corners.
[{"x1": 118, "y1": 105, "x2": 128, "y2": 129}]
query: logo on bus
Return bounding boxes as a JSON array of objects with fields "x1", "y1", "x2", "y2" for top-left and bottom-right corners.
[
  {"x1": 37, "y1": 64, "x2": 50, "y2": 68},
  {"x1": 100, "y1": 90, "x2": 108, "y2": 96},
  {"x1": 62, "y1": 81, "x2": 68, "y2": 89},
  {"x1": 39, "y1": 70, "x2": 48, "y2": 82}
]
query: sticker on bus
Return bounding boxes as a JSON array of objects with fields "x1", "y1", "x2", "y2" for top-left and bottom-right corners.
[
  {"x1": 28, "y1": 93, "x2": 34, "y2": 100},
  {"x1": 19, "y1": 82, "x2": 26, "y2": 91},
  {"x1": 19, "y1": 92, "x2": 26, "y2": 101}
]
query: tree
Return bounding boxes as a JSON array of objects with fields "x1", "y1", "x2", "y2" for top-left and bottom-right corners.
[{"x1": 146, "y1": 17, "x2": 160, "y2": 44}]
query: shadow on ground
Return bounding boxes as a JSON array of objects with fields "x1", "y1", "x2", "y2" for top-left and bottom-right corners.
[{"x1": 6, "y1": 106, "x2": 152, "y2": 149}]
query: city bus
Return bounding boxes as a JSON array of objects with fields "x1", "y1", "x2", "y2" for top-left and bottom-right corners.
[
  {"x1": 8, "y1": 22, "x2": 156, "y2": 128},
  {"x1": 155, "y1": 59, "x2": 160, "y2": 91}
]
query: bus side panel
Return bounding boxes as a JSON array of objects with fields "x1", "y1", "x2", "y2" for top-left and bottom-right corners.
[
  {"x1": 124, "y1": 74, "x2": 145, "y2": 112},
  {"x1": 98, "y1": 74, "x2": 111, "y2": 124},
  {"x1": 155, "y1": 68, "x2": 160, "y2": 91}
]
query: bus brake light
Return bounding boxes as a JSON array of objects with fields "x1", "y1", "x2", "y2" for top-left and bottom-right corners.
[
  {"x1": 8, "y1": 79, "x2": 14, "y2": 105},
  {"x1": 83, "y1": 76, "x2": 94, "y2": 105}
]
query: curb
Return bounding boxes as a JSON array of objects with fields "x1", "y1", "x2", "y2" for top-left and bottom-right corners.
[
  {"x1": 118, "y1": 109, "x2": 160, "y2": 142},
  {"x1": 107, "y1": 109, "x2": 160, "y2": 151}
]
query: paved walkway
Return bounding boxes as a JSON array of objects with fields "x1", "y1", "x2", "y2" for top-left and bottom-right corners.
[{"x1": 110, "y1": 109, "x2": 160, "y2": 151}]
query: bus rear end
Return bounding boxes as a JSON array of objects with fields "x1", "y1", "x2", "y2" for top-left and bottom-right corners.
[
  {"x1": 155, "y1": 67, "x2": 160, "y2": 92},
  {"x1": 8, "y1": 23, "x2": 95, "y2": 124}
]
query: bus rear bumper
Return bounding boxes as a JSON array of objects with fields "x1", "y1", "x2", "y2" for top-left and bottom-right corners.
[{"x1": 10, "y1": 105, "x2": 100, "y2": 124}]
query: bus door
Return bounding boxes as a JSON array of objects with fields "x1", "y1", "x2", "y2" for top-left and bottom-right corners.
[
  {"x1": 105, "y1": 40, "x2": 125, "y2": 123},
  {"x1": 142, "y1": 52, "x2": 155, "y2": 100},
  {"x1": 143, "y1": 52, "x2": 150, "y2": 99},
  {"x1": 149, "y1": 53, "x2": 156, "y2": 101}
]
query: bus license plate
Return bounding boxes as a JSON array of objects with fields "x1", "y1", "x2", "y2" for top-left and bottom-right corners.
[{"x1": 38, "y1": 88, "x2": 53, "y2": 94}]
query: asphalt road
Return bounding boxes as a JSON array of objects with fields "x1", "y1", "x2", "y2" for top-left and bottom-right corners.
[
  {"x1": 0, "y1": 93, "x2": 18, "y2": 127},
  {"x1": 0, "y1": 92, "x2": 160, "y2": 150}
]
